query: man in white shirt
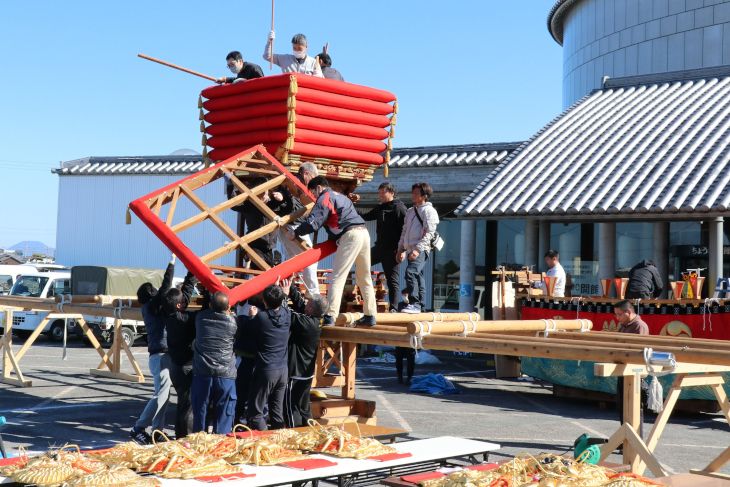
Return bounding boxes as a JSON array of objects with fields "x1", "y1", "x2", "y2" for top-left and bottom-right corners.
[
  {"x1": 530, "y1": 250, "x2": 566, "y2": 297},
  {"x1": 264, "y1": 32, "x2": 324, "y2": 77}
]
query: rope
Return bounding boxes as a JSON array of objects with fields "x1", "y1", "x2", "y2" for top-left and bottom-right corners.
[
  {"x1": 703, "y1": 298, "x2": 719, "y2": 331},
  {"x1": 578, "y1": 319, "x2": 591, "y2": 333},
  {"x1": 570, "y1": 296, "x2": 583, "y2": 319},
  {"x1": 453, "y1": 320, "x2": 477, "y2": 337},
  {"x1": 644, "y1": 347, "x2": 678, "y2": 413},
  {"x1": 643, "y1": 348, "x2": 677, "y2": 378},
  {"x1": 344, "y1": 313, "x2": 359, "y2": 328},
  {"x1": 536, "y1": 319, "x2": 557, "y2": 338},
  {"x1": 56, "y1": 294, "x2": 71, "y2": 313},
  {"x1": 409, "y1": 321, "x2": 432, "y2": 357}
]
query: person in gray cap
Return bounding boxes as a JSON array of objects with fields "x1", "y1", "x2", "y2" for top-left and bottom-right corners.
[{"x1": 264, "y1": 31, "x2": 323, "y2": 77}]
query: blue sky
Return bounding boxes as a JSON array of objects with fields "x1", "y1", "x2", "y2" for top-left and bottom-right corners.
[{"x1": 0, "y1": 0, "x2": 562, "y2": 249}]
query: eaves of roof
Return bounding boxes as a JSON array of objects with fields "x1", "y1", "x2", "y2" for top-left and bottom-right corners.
[
  {"x1": 52, "y1": 156, "x2": 207, "y2": 176},
  {"x1": 387, "y1": 142, "x2": 523, "y2": 169},
  {"x1": 547, "y1": 0, "x2": 578, "y2": 46}
]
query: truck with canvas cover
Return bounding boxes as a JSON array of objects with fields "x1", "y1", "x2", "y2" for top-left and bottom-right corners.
[{"x1": 70, "y1": 266, "x2": 164, "y2": 347}]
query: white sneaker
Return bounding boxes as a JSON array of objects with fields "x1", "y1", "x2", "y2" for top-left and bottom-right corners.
[{"x1": 402, "y1": 304, "x2": 421, "y2": 314}]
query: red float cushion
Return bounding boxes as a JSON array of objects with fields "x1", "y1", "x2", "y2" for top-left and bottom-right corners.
[
  {"x1": 206, "y1": 114, "x2": 388, "y2": 140},
  {"x1": 205, "y1": 100, "x2": 391, "y2": 128},
  {"x1": 209, "y1": 142, "x2": 384, "y2": 165},
  {"x1": 208, "y1": 128, "x2": 386, "y2": 153},
  {"x1": 204, "y1": 86, "x2": 393, "y2": 116},
  {"x1": 201, "y1": 72, "x2": 395, "y2": 103}
]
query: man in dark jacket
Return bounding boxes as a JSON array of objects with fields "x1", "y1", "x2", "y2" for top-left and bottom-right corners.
[
  {"x1": 356, "y1": 182, "x2": 407, "y2": 311},
  {"x1": 286, "y1": 177, "x2": 377, "y2": 327},
  {"x1": 162, "y1": 270, "x2": 201, "y2": 439},
  {"x1": 130, "y1": 255, "x2": 175, "y2": 444},
  {"x1": 279, "y1": 275, "x2": 326, "y2": 427},
  {"x1": 229, "y1": 176, "x2": 278, "y2": 271},
  {"x1": 216, "y1": 51, "x2": 264, "y2": 84},
  {"x1": 191, "y1": 292, "x2": 238, "y2": 434},
  {"x1": 626, "y1": 260, "x2": 663, "y2": 300},
  {"x1": 232, "y1": 291, "x2": 265, "y2": 425},
  {"x1": 246, "y1": 284, "x2": 292, "y2": 431},
  {"x1": 316, "y1": 53, "x2": 344, "y2": 81}
]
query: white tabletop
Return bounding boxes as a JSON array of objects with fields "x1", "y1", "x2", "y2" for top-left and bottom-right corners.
[{"x1": 157, "y1": 436, "x2": 500, "y2": 487}]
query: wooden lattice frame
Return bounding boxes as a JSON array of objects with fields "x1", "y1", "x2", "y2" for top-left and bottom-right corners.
[{"x1": 129, "y1": 145, "x2": 324, "y2": 301}]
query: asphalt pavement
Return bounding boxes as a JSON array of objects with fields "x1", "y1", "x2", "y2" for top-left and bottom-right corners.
[{"x1": 1, "y1": 334, "x2": 729, "y2": 478}]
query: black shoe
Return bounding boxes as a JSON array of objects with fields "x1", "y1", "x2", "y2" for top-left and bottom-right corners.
[
  {"x1": 152, "y1": 431, "x2": 168, "y2": 443},
  {"x1": 397, "y1": 375, "x2": 404, "y2": 384},
  {"x1": 354, "y1": 315, "x2": 376, "y2": 326},
  {"x1": 322, "y1": 315, "x2": 335, "y2": 326},
  {"x1": 130, "y1": 427, "x2": 151, "y2": 445},
  {"x1": 406, "y1": 377, "x2": 412, "y2": 386}
]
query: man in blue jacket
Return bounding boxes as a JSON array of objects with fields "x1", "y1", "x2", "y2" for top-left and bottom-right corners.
[
  {"x1": 246, "y1": 284, "x2": 291, "y2": 431},
  {"x1": 130, "y1": 255, "x2": 175, "y2": 444},
  {"x1": 286, "y1": 177, "x2": 377, "y2": 326},
  {"x1": 191, "y1": 292, "x2": 238, "y2": 434}
]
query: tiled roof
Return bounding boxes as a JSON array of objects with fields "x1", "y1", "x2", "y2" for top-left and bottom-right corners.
[
  {"x1": 52, "y1": 156, "x2": 206, "y2": 175},
  {"x1": 387, "y1": 142, "x2": 522, "y2": 169},
  {"x1": 547, "y1": 0, "x2": 577, "y2": 46},
  {"x1": 456, "y1": 66, "x2": 730, "y2": 219}
]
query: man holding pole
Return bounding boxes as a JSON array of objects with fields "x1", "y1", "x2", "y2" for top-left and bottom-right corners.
[
  {"x1": 264, "y1": 32, "x2": 324, "y2": 77},
  {"x1": 216, "y1": 51, "x2": 264, "y2": 85}
]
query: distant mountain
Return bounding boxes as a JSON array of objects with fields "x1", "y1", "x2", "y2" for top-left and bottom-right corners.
[{"x1": 8, "y1": 241, "x2": 54, "y2": 256}]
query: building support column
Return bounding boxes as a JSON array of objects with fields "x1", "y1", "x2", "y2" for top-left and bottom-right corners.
[
  {"x1": 599, "y1": 222, "x2": 616, "y2": 297},
  {"x1": 652, "y1": 222, "x2": 670, "y2": 298},
  {"x1": 709, "y1": 217, "x2": 724, "y2": 298},
  {"x1": 524, "y1": 219, "x2": 539, "y2": 271},
  {"x1": 538, "y1": 221, "x2": 551, "y2": 272},
  {"x1": 459, "y1": 220, "x2": 477, "y2": 312}
]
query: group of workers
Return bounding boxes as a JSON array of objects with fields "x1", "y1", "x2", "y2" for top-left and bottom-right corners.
[{"x1": 216, "y1": 31, "x2": 343, "y2": 85}]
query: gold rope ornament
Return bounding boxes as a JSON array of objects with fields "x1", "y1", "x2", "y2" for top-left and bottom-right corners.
[
  {"x1": 199, "y1": 121, "x2": 205, "y2": 133},
  {"x1": 390, "y1": 126, "x2": 395, "y2": 138},
  {"x1": 393, "y1": 99, "x2": 398, "y2": 114},
  {"x1": 287, "y1": 122, "x2": 296, "y2": 137},
  {"x1": 202, "y1": 134, "x2": 208, "y2": 146},
  {"x1": 204, "y1": 155, "x2": 210, "y2": 168},
  {"x1": 125, "y1": 206, "x2": 132, "y2": 225},
  {"x1": 202, "y1": 146, "x2": 208, "y2": 157},
  {"x1": 390, "y1": 114, "x2": 397, "y2": 126},
  {"x1": 288, "y1": 110, "x2": 297, "y2": 122},
  {"x1": 289, "y1": 75, "x2": 299, "y2": 95},
  {"x1": 198, "y1": 94, "x2": 203, "y2": 109},
  {"x1": 287, "y1": 95, "x2": 297, "y2": 109},
  {"x1": 384, "y1": 161, "x2": 389, "y2": 178},
  {"x1": 388, "y1": 138, "x2": 393, "y2": 150},
  {"x1": 199, "y1": 108, "x2": 205, "y2": 121}
]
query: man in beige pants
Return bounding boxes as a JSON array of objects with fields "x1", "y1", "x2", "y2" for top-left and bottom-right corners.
[{"x1": 286, "y1": 177, "x2": 377, "y2": 326}]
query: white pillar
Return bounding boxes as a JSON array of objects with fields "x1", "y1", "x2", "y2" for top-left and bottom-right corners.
[
  {"x1": 599, "y1": 222, "x2": 616, "y2": 297},
  {"x1": 653, "y1": 222, "x2": 670, "y2": 298},
  {"x1": 538, "y1": 221, "x2": 551, "y2": 272},
  {"x1": 524, "y1": 219, "x2": 539, "y2": 271},
  {"x1": 459, "y1": 220, "x2": 477, "y2": 312},
  {"x1": 709, "y1": 217, "x2": 724, "y2": 297}
]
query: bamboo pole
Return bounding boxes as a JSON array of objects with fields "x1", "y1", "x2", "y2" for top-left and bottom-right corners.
[
  {"x1": 319, "y1": 328, "x2": 730, "y2": 366},
  {"x1": 270, "y1": 0, "x2": 275, "y2": 70},
  {"x1": 336, "y1": 312, "x2": 481, "y2": 325},
  {"x1": 138, "y1": 54, "x2": 217, "y2": 82},
  {"x1": 407, "y1": 319, "x2": 592, "y2": 335}
]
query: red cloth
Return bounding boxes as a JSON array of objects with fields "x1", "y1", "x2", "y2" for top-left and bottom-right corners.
[
  {"x1": 210, "y1": 141, "x2": 384, "y2": 165},
  {"x1": 204, "y1": 100, "x2": 392, "y2": 128},
  {"x1": 201, "y1": 72, "x2": 396, "y2": 103},
  {"x1": 204, "y1": 86, "x2": 393, "y2": 116},
  {"x1": 465, "y1": 463, "x2": 499, "y2": 471},
  {"x1": 280, "y1": 458, "x2": 338, "y2": 470},
  {"x1": 401, "y1": 472, "x2": 445, "y2": 483},
  {"x1": 129, "y1": 146, "x2": 338, "y2": 303},
  {"x1": 208, "y1": 128, "x2": 386, "y2": 154},
  {"x1": 206, "y1": 114, "x2": 389, "y2": 140},
  {"x1": 226, "y1": 431, "x2": 272, "y2": 438},
  {"x1": 0, "y1": 457, "x2": 26, "y2": 467},
  {"x1": 366, "y1": 452, "x2": 413, "y2": 461},
  {"x1": 194, "y1": 472, "x2": 256, "y2": 482}
]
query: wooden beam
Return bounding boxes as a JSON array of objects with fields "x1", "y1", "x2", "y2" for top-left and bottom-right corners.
[
  {"x1": 595, "y1": 363, "x2": 730, "y2": 376},
  {"x1": 171, "y1": 190, "x2": 250, "y2": 234},
  {"x1": 165, "y1": 187, "x2": 180, "y2": 227},
  {"x1": 637, "y1": 375, "x2": 684, "y2": 475},
  {"x1": 624, "y1": 423, "x2": 667, "y2": 477},
  {"x1": 342, "y1": 342, "x2": 356, "y2": 400},
  {"x1": 207, "y1": 264, "x2": 264, "y2": 275}
]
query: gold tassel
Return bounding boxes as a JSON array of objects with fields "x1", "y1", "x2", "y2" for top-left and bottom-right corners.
[
  {"x1": 198, "y1": 95, "x2": 203, "y2": 109},
  {"x1": 125, "y1": 206, "x2": 132, "y2": 225},
  {"x1": 202, "y1": 134, "x2": 208, "y2": 146},
  {"x1": 386, "y1": 151, "x2": 390, "y2": 163},
  {"x1": 393, "y1": 100, "x2": 398, "y2": 114},
  {"x1": 388, "y1": 138, "x2": 393, "y2": 150},
  {"x1": 287, "y1": 122, "x2": 296, "y2": 137},
  {"x1": 200, "y1": 121, "x2": 205, "y2": 133},
  {"x1": 289, "y1": 75, "x2": 298, "y2": 94},
  {"x1": 202, "y1": 146, "x2": 208, "y2": 157},
  {"x1": 288, "y1": 110, "x2": 297, "y2": 122},
  {"x1": 199, "y1": 108, "x2": 205, "y2": 121},
  {"x1": 205, "y1": 155, "x2": 210, "y2": 168},
  {"x1": 390, "y1": 114, "x2": 397, "y2": 126},
  {"x1": 281, "y1": 151, "x2": 289, "y2": 164},
  {"x1": 284, "y1": 137, "x2": 295, "y2": 150},
  {"x1": 384, "y1": 164, "x2": 389, "y2": 178},
  {"x1": 390, "y1": 126, "x2": 395, "y2": 138},
  {"x1": 287, "y1": 95, "x2": 297, "y2": 109}
]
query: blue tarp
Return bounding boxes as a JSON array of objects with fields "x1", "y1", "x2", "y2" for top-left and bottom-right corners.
[{"x1": 409, "y1": 373, "x2": 461, "y2": 395}]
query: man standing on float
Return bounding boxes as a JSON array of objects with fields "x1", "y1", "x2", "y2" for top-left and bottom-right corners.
[{"x1": 264, "y1": 31, "x2": 324, "y2": 77}]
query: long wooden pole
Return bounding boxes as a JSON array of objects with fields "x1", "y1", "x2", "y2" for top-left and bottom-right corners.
[
  {"x1": 0, "y1": 296, "x2": 143, "y2": 321},
  {"x1": 407, "y1": 319, "x2": 591, "y2": 335},
  {"x1": 270, "y1": 0, "x2": 275, "y2": 70},
  {"x1": 54, "y1": 295, "x2": 136, "y2": 304},
  {"x1": 336, "y1": 312, "x2": 481, "y2": 325},
  {"x1": 138, "y1": 54, "x2": 217, "y2": 82},
  {"x1": 319, "y1": 328, "x2": 730, "y2": 366}
]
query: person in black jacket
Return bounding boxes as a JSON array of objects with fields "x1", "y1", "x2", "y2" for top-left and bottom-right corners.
[
  {"x1": 229, "y1": 176, "x2": 279, "y2": 271},
  {"x1": 232, "y1": 291, "x2": 265, "y2": 425},
  {"x1": 246, "y1": 284, "x2": 292, "y2": 431},
  {"x1": 278, "y1": 275, "x2": 326, "y2": 427},
  {"x1": 216, "y1": 51, "x2": 264, "y2": 85},
  {"x1": 626, "y1": 260, "x2": 664, "y2": 300},
  {"x1": 356, "y1": 182, "x2": 407, "y2": 311},
  {"x1": 130, "y1": 254, "x2": 176, "y2": 444},
  {"x1": 316, "y1": 53, "x2": 344, "y2": 81},
  {"x1": 162, "y1": 270, "x2": 201, "y2": 439},
  {"x1": 191, "y1": 292, "x2": 238, "y2": 434}
]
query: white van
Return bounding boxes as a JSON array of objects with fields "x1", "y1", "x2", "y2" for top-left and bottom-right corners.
[
  {"x1": 1, "y1": 271, "x2": 76, "y2": 341},
  {"x1": 0, "y1": 265, "x2": 37, "y2": 294}
]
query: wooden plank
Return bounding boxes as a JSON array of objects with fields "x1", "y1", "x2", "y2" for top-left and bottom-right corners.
[
  {"x1": 112, "y1": 318, "x2": 122, "y2": 374},
  {"x1": 596, "y1": 363, "x2": 730, "y2": 376},
  {"x1": 153, "y1": 194, "x2": 164, "y2": 216},
  {"x1": 165, "y1": 187, "x2": 180, "y2": 227},
  {"x1": 637, "y1": 376, "x2": 684, "y2": 475},
  {"x1": 208, "y1": 264, "x2": 264, "y2": 275},
  {"x1": 689, "y1": 469, "x2": 730, "y2": 482},
  {"x1": 120, "y1": 331, "x2": 145, "y2": 381},
  {"x1": 14, "y1": 316, "x2": 51, "y2": 362},
  {"x1": 171, "y1": 190, "x2": 250, "y2": 234},
  {"x1": 342, "y1": 342, "x2": 357, "y2": 400},
  {"x1": 75, "y1": 317, "x2": 114, "y2": 370},
  {"x1": 623, "y1": 424, "x2": 667, "y2": 477},
  {"x1": 2, "y1": 310, "x2": 13, "y2": 382},
  {"x1": 679, "y1": 375, "x2": 725, "y2": 387},
  {"x1": 90, "y1": 368, "x2": 145, "y2": 382},
  {"x1": 624, "y1": 374, "x2": 641, "y2": 465},
  {"x1": 600, "y1": 424, "x2": 628, "y2": 461}
]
